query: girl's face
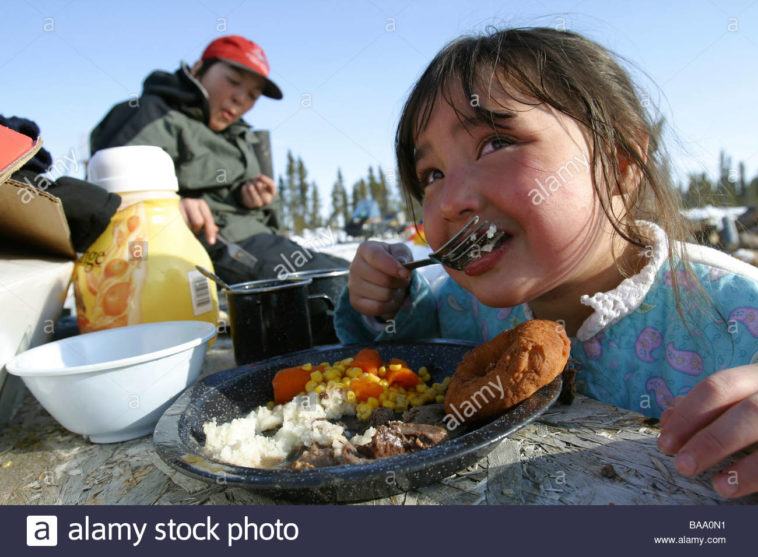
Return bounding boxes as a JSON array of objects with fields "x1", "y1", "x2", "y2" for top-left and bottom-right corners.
[
  {"x1": 414, "y1": 87, "x2": 624, "y2": 312},
  {"x1": 194, "y1": 62, "x2": 266, "y2": 132}
]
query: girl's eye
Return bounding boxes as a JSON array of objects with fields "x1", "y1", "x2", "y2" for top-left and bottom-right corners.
[
  {"x1": 480, "y1": 136, "x2": 513, "y2": 156},
  {"x1": 419, "y1": 168, "x2": 444, "y2": 187},
  {"x1": 227, "y1": 77, "x2": 240, "y2": 86}
]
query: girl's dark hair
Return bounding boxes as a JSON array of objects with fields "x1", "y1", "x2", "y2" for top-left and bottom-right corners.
[{"x1": 396, "y1": 27, "x2": 694, "y2": 309}]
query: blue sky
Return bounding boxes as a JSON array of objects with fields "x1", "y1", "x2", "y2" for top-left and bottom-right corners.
[{"x1": 2, "y1": 0, "x2": 757, "y2": 210}]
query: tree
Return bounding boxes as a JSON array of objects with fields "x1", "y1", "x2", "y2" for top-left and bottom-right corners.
[
  {"x1": 309, "y1": 181, "x2": 322, "y2": 229},
  {"x1": 683, "y1": 172, "x2": 714, "y2": 208},
  {"x1": 351, "y1": 179, "x2": 368, "y2": 211},
  {"x1": 330, "y1": 168, "x2": 349, "y2": 227},
  {"x1": 377, "y1": 166, "x2": 393, "y2": 214},
  {"x1": 293, "y1": 157, "x2": 309, "y2": 233},
  {"x1": 717, "y1": 150, "x2": 738, "y2": 206},
  {"x1": 278, "y1": 151, "x2": 299, "y2": 231}
]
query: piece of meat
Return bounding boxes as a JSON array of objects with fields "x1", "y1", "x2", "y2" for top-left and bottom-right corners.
[
  {"x1": 390, "y1": 422, "x2": 449, "y2": 448},
  {"x1": 402, "y1": 403, "x2": 447, "y2": 426},
  {"x1": 357, "y1": 424, "x2": 406, "y2": 458},
  {"x1": 289, "y1": 445, "x2": 339, "y2": 469},
  {"x1": 339, "y1": 441, "x2": 371, "y2": 465},
  {"x1": 368, "y1": 406, "x2": 396, "y2": 427},
  {"x1": 356, "y1": 421, "x2": 449, "y2": 459}
]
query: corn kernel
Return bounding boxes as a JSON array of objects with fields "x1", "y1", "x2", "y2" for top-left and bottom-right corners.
[
  {"x1": 266, "y1": 401, "x2": 275, "y2": 409},
  {"x1": 381, "y1": 400, "x2": 396, "y2": 409},
  {"x1": 378, "y1": 365, "x2": 387, "y2": 377},
  {"x1": 415, "y1": 384, "x2": 428, "y2": 393},
  {"x1": 324, "y1": 369, "x2": 341, "y2": 381},
  {"x1": 305, "y1": 380, "x2": 318, "y2": 392},
  {"x1": 342, "y1": 357, "x2": 354, "y2": 365},
  {"x1": 379, "y1": 379, "x2": 389, "y2": 388},
  {"x1": 389, "y1": 363, "x2": 402, "y2": 371},
  {"x1": 366, "y1": 374, "x2": 381, "y2": 384},
  {"x1": 310, "y1": 370, "x2": 324, "y2": 383},
  {"x1": 314, "y1": 384, "x2": 325, "y2": 394},
  {"x1": 346, "y1": 367, "x2": 363, "y2": 378},
  {"x1": 435, "y1": 395, "x2": 445, "y2": 403},
  {"x1": 418, "y1": 366, "x2": 429, "y2": 375},
  {"x1": 442, "y1": 377, "x2": 451, "y2": 386},
  {"x1": 367, "y1": 397, "x2": 380, "y2": 409},
  {"x1": 302, "y1": 363, "x2": 313, "y2": 371},
  {"x1": 346, "y1": 391, "x2": 357, "y2": 403}
]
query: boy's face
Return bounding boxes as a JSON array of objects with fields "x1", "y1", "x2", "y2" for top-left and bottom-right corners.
[
  {"x1": 193, "y1": 61, "x2": 266, "y2": 131},
  {"x1": 413, "y1": 85, "x2": 622, "y2": 311}
]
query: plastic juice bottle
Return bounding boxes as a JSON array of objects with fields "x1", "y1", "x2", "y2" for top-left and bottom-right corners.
[{"x1": 73, "y1": 146, "x2": 219, "y2": 333}]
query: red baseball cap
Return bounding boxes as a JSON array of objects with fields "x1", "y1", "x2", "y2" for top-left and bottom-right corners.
[{"x1": 201, "y1": 35, "x2": 283, "y2": 99}]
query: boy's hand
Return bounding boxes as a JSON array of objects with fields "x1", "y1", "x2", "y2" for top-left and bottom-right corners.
[
  {"x1": 240, "y1": 174, "x2": 276, "y2": 208},
  {"x1": 179, "y1": 197, "x2": 218, "y2": 244},
  {"x1": 657, "y1": 363, "x2": 758, "y2": 498},
  {"x1": 348, "y1": 241, "x2": 412, "y2": 321}
]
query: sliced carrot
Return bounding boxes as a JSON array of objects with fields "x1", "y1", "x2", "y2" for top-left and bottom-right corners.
[
  {"x1": 272, "y1": 365, "x2": 312, "y2": 404},
  {"x1": 352, "y1": 348, "x2": 383, "y2": 375},
  {"x1": 350, "y1": 378, "x2": 384, "y2": 401},
  {"x1": 386, "y1": 358, "x2": 421, "y2": 388}
]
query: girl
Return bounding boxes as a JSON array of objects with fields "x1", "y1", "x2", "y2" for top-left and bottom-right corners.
[{"x1": 335, "y1": 28, "x2": 758, "y2": 498}]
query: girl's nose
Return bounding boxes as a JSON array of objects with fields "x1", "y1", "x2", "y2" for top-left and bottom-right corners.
[{"x1": 436, "y1": 167, "x2": 484, "y2": 221}]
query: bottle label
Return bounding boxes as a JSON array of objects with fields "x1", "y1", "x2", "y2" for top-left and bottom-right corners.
[{"x1": 187, "y1": 270, "x2": 213, "y2": 316}]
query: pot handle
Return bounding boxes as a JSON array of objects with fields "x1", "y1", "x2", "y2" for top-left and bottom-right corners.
[{"x1": 307, "y1": 293, "x2": 334, "y2": 311}]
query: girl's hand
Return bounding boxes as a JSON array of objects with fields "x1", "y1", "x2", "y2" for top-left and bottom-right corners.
[
  {"x1": 657, "y1": 363, "x2": 758, "y2": 497},
  {"x1": 348, "y1": 241, "x2": 412, "y2": 321},
  {"x1": 240, "y1": 175, "x2": 276, "y2": 208}
]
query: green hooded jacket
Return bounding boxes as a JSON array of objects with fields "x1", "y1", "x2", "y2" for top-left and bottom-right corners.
[{"x1": 90, "y1": 63, "x2": 279, "y2": 242}]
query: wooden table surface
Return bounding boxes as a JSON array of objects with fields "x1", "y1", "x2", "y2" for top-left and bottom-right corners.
[{"x1": 2, "y1": 336, "x2": 756, "y2": 506}]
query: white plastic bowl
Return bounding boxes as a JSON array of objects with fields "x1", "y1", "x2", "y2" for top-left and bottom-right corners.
[{"x1": 5, "y1": 321, "x2": 217, "y2": 443}]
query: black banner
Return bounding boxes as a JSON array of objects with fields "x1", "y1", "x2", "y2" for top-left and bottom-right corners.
[{"x1": 1, "y1": 504, "x2": 753, "y2": 556}]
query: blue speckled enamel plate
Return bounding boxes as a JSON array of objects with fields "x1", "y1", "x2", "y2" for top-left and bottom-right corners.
[{"x1": 153, "y1": 340, "x2": 561, "y2": 503}]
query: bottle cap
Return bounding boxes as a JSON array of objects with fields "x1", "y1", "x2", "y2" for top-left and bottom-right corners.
[{"x1": 88, "y1": 145, "x2": 179, "y2": 193}]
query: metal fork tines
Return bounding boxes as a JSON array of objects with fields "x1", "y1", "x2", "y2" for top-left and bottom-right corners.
[{"x1": 403, "y1": 216, "x2": 506, "y2": 271}]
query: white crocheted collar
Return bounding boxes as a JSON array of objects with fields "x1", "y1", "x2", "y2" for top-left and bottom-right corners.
[{"x1": 574, "y1": 221, "x2": 668, "y2": 341}]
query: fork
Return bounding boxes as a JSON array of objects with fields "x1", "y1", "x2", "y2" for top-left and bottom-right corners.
[
  {"x1": 216, "y1": 235, "x2": 260, "y2": 272},
  {"x1": 403, "y1": 216, "x2": 506, "y2": 271}
]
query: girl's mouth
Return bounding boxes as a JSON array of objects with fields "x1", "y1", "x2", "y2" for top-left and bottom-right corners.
[
  {"x1": 463, "y1": 232, "x2": 512, "y2": 276},
  {"x1": 221, "y1": 109, "x2": 235, "y2": 121}
]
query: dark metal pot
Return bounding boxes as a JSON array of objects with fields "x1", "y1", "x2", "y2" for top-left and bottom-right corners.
[
  {"x1": 280, "y1": 268, "x2": 349, "y2": 345},
  {"x1": 225, "y1": 277, "x2": 319, "y2": 366}
]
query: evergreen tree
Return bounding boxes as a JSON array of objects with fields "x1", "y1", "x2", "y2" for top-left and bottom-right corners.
[
  {"x1": 737, "y1": 162, "x2": 747, "y2": 205},
  {"x1": 367, "y1": 166, "x2": 382, "y2": 211},
  {"x1": 377, "y1": 166, "x2": 392, "y2": 214},
  {"x1": 683, "y1": 172, "x2": 714, "y2": 208},
  {"x1": 330, "y1": 168, "x2": 349, "y2": 227},
  {"x1": 351, "y1": 179, "x2": 368, "y2": 211},
  {"x1": 291, "y1": 157, "x2": 309, "y2": 233},
  {"x1": 716, "y1": 150, "x2": 739, "y2": 206},
  {"x1": 310, "y1": 182, "x2": 322, "y2": 229}
]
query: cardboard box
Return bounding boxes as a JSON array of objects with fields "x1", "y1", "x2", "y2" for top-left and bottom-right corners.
[{"x1": 0, "y1": 125, "x2": 76, "y2": 428}]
